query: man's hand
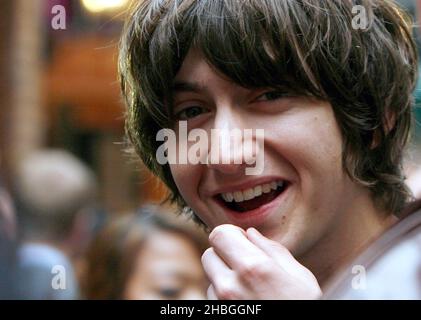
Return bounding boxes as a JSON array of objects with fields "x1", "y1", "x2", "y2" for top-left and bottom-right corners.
[{"x1": 201, "y1": 224, "x2": 322, "y2": 300}]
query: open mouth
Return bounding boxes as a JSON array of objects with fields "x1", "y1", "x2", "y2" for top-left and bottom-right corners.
[{"x1": 216, "y1": 180, "x2": 288, "y2": 213}]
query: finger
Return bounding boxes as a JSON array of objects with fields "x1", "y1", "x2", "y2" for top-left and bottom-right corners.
[
  {"x1": 246, "y1": 227, "x2": 293, "y2": 257},
  {"x1": 209, "y1": 224, "x2": 268, "y2": 270},
  {"x1": 202, "y1": 247, "x2": 245, "y2": 300},
  {"x1": 246, "y1": 227, "x2": 299, "y2": 271},
  {"x1": 207, "y1": 285, "x2": 218, "y2": 300},
  {"x1": 201, "y1": 247, "x2": 233, "y2": 282}
]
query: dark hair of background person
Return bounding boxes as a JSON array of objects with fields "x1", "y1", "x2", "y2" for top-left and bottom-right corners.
[{"x1": 119, "y1": 0, "x2": 418, "y2": 225}]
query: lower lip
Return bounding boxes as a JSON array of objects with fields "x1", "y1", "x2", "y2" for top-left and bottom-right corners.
[{"x1": 216, "y1": 185, "x2": 290, "y2": 227}]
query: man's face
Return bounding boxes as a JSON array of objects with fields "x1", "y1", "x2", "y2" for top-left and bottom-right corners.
[{"x1": 169, "y1": 49, "x2": 359, "y2": 257}]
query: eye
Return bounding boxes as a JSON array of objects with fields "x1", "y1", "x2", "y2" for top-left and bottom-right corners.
[
  {"x1": 158, "y1": 287, "x2": 182, "y2": 299},
  {"x1": 255, "y1": 90, "x2": 291, "y2": 102},
  {"x1": 175, "y1": 105, "x2": 208, "y2": 120}
]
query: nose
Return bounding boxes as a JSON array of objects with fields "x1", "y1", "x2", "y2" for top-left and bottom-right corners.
[{"x1": 206, "y1": 108, "x2": 255, "y2": 175}]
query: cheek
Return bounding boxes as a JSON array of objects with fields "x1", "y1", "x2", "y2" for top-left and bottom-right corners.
[
  {"x1": 169, "y1": 163, "x2": 218, "y2": 228},
  {"x1": 262, "y1": 109, "x2": 347, "y2": 252},
  {"x1": 287, "y1": 119, "x2": 345, "y2": 213},
  {"x1": 169, "y1": 163, "x2": 202, "y2": 201},
  {"x1": 293, "y1": 119, "x2": 342, "y2": 172},
  {"x1": 268, "y1": 107, "x2": 344, "y2": 179},
  {"x1": 261, "y1": 105, "x2": 347, "y2": 228}
]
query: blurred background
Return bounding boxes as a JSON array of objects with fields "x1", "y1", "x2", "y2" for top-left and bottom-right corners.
[
  {"x1": 0, "y1": 0, "x2": 420, "y2": 300},
  {"x1": 0, "y1": 0, "x2": 208, "y2": 300},
  {"x1": 0, "y1": 0, "x2": 168, "y2": 213}
]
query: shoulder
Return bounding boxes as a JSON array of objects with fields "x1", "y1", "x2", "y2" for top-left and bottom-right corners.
[
  {"x1": 18, "y1": 243, "x2": 70, "y2": 269},
  {"x1": 324, "y1": 199, "x2": 421, "y2": 299},
  {"x1": 16, "y1": 243, "x2": 79, "y2": 299}
]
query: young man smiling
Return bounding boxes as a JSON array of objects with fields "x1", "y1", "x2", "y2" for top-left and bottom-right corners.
[{"x1": 119, "y1": 0, "x2": 420, "y2": 299}]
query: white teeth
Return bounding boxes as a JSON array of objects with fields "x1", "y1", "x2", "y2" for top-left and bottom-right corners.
[
  {"x1": 221, "y1": 192, "x2": 234, "y2": 202},
  {"x1": 243, "y1": 188, "x2": 254, "y2": 201},
  {"x1": 262, "y1": 183, "x2": 271, "y2": 193},
  {"x1": 220, "y1": 180, "x2": 286, "y2": 203},
  {"x1": 253, "y1": 185, "x2": 262, "y2": 197},
  {"x1": 233, "y1": 191, "x2": 244, "y2": 202},
  {"x1": 225, "y1": 192, "x2": 234, "y2": 202}
]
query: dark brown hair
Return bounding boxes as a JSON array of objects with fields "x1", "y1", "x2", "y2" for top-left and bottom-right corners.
[{"x1": 119, "y1": 0, "x2": 418, "y2": 222}]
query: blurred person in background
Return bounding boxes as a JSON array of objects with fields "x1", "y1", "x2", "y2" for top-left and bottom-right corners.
[
  {"x1": 82, "y1": 206, "x2": 207, "y2": 300},
  {"x1": 14, "y1": 149, "x2": 97, "y2": 299},
  {"x1": 0, "y1": 176, "x2": 17, "y2": 299}
]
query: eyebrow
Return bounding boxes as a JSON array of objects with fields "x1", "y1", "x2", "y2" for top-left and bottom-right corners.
[{"x1": 171, "y1": 81, "x2": 208, "y2": 94}]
